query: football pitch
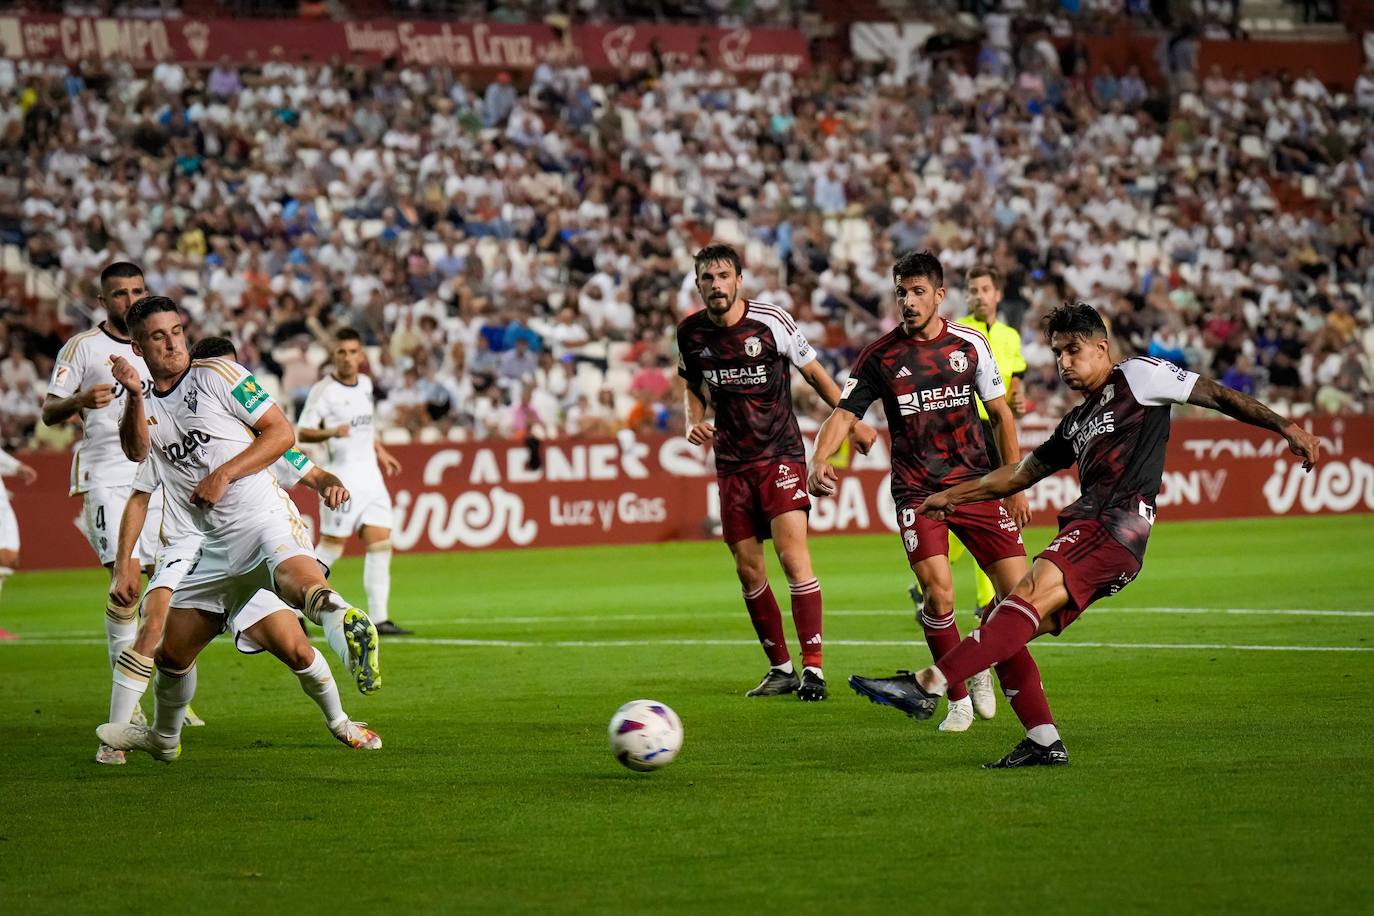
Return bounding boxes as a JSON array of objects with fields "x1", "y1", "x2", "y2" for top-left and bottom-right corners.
[{"x1": 4, "y1": 515, "x2": 1372, "y2": 914}]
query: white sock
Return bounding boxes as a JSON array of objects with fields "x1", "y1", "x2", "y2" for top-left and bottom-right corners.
[
  {"x1": 364, "y1": 541, "x2": 391, "y2": 623},
  {"x1": 315, "y1": 539, "x2": 345, "y2": 569},
  {"x1": 772, "y1": 660, "x2": 795, "y2": 675},
  {"x1": 111, "y1": 648, "x2": 154, "y2": 723},
  {"x1": 293, "y1": 648, "x2": 348, "y2": 730},
  {"x1": 922, "y1": 666, "x2": 949, "y2": 697},
  {"x1": 153, "y1": 663, "x2": 197, "y2": 742},
  {"x1": 0, "y1": 566, "x2": 12, "y2": 600},
  {"x1": 1027, "y1": 724, "x2": 1061, "y2": 747},
  {"x1": 104, "y1": 610, "x2": 137, "y2": 670},
  {"x1": 803, "y1": 665, "x2": 824, "y2": 680}
]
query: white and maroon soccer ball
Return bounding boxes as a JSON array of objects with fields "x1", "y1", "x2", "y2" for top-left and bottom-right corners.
[{"x1": 608, "y1": 699, "x2": 683, "y2": 772}]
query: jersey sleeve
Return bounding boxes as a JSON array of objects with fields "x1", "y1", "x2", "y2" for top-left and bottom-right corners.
[
  {"x1": 201, "y1": 359, "x2": 277, "y2": 426},
  {"x1": 972, "y1": 334, "x2": 1007, "y2": 402},
  {"x1": 270, "y1": 447, "x2": 314, "y2": 487},
  {"x1": 779, "y1": 324, "x2": 817, "y2": 369},
  {"x1": 837, "y1": 353, "x2": 881, "y2": 419},
  {"x1": 1031, "y1": 416, "x2": 1076, "y2": 472},
  {"x1": 676, "y1": 330, "x2": 703, "y2": 390},
  {"x1": 131, "y1": 459, "x2": 159, "y2": 494},
  {"x1": 297, "y1": 382, "x2": 328, "y2": 429},
  {"x1": 0, "y1": 448, "x2": 21, "y2": 476},
  {"x1": 47, "y1": 338, "x2": 86, "y2": 398},
  {"x1": 1120, "y1": 357, "x2": 1199, "y2": 407}
]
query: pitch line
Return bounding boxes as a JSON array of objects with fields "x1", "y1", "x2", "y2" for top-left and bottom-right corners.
[{"x1": 3, "y1": 636, "x2": 1371, "y2": 653}]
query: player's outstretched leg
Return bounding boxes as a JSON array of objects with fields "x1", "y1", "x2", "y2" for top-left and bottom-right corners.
[
  {"x1": 274, "y1": 555, "x2": 381, "y2": 695},
  {"x1": 984, "y1": 647, "x2": 1067, "y2": 768},
  {"x1": 246, "y1": 607, "x2": 381, "y2": 750}
]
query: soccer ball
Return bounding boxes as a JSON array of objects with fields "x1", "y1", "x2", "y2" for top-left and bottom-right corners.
[{"x1": 608, "y1": 699, "x2": 683, "y2": 772}]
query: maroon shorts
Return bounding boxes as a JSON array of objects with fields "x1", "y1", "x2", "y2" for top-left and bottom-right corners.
[
  {"x1": 1036, "y1": 518, "x2": 1142, "y2": 633},
  {"x1": 718, "y1": 461, "x2": 811, "y2": 544},
  {"x1": 896, "y1": 498, "x2": 1026, "y2": 569}
]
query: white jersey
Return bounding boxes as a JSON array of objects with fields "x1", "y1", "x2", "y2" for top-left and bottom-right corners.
[
  {"x1": 143, "y1": 357, "x2": 288, "y2": 537},
  {"x1": 298, "y1": 374, "x2": 383, "y2": 485},
  {"x1": 48, "y1": 323, "x2": 152, "y2": 493}
]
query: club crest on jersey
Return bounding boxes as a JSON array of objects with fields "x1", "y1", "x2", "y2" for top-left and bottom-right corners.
[
  {"x1": 948, "y1": 350, "x2": 968, "y2": 373},
  {"x1": 744, "y1": 336, "x2": 762, "y2": 358},
  {"x1": 184, "y1": 386, "x2": 199, "y2": 415},
  {"x1": 1099, "y1": 383, "x2": 1115, "y2": 408}
]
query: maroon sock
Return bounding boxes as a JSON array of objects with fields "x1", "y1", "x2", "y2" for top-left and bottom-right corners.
[
  {"x1": 936, "y1": 595, "x2": 1040, "y2": 687},
  {"x1": 918, "y1": 607, "x2": 969, "y2": 701},
  {"x1": 994, "y1": 646, "x2": 1055, "y2": 731},
  {"x1": 788, "y1": 578, "x2": 822, "y2": 669},
  {"x1": 743, "y1": 582, "x2": 791, "y2": 667}
]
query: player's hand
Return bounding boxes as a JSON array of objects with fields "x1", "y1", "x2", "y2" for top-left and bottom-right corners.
[
  {"x1": 334, "y1": 423, "x2": 351, "y2": 439},
  {"x1": 379, "y1": 449, "x2": 402, "y2": 477},
  {"x1": 686, "y1": 422, "x2": 715, "y2": 446},
  {"x1": 1008, "y1": 389, "x2": 1027, "y2": 418},
  {"x1": 1283, "y1": 422, "x2": 1320, "y2": 471},
  {"x1": 807, "y1": 461, "x2": 837, "y2": 497},
  {"x1": 1004, "y1": 492, "x2": 1031, "y2": 529},
  {"x1": 109, "y1": 565, "x2": 141, "y2": 608},
  {"x1": 79, "y1": 383, "x2": 116, "y2": 409},
  {"x1": 191, "y1": 469, "x2": 230, "y2": 508},
  {"x1": 315, "y1": 473, "x2": 351, "y2": 509},
  {"x1": 110, "y1": 356, "x2": 141, "y2": 395},
  {"x1": 850, "y1": 421, "x2": 878, "y2": 455},
  {"x1": 918, "y1": 490, "x2": 956, "y2": 522},
  {"x1": 17, "y1": 463, "x2": 36, "y2": 486}
]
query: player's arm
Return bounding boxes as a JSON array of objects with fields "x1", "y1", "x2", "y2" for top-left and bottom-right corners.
[
  {"x1": 374, "y1": 440, "x2": 402, "y2": 476},
  {"x1": 44, "y1": 345, "x2": 114, "y2": 425},
  {"x1": 110, "y1": 489, "x2": 150, "y2": 607},
  {"x1": 111, "y1": 356, "x2": 149, "y2": 461},
  {"x1": 797, "y1": 359, "x2": 877, "y2": 454},
  {"x1": 0, "y1": 448, "x2": 36, "y2": 485},
  {"x1": 301, "y1": 466, "x2": 350, "y2": 510},
  {"x1": 984, "y1": 395, "x2": 1031, "y2": 528},
  {"x1": 918, "y1": 453, "x2": 1058, "y2": 522},
  {"x1": 192, "y1": 404, "x2": 295, "y2": 508},
  {"x1": 296, "y1": 386, "x2": 347, "y2": 442},
  {"x1": 807, "y1": 406, "x2": 858, "y2": 497},
  {"x1": 683, "y1": 380, "x2": 714, "y2": 446},
  {"x1": 1186, "y1": 376, "x2": 1320, "y2": 470}
]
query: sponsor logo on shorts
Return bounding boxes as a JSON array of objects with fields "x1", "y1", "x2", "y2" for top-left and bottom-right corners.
[
  {"x1": 1044, "y1": 528, "x2": 1081, "y2": 553},
  {"x1": 792, "y1": 489, "x2": 807, "y2": 501},
  {"x1": 774, "y1": 463, "x2": 800, "y2": 489},
  {"x1": 903, "y1": 528, "x2": 918, "y2": 553},
  {"x1": 231, "y1": 375, "x2": 271, "y2": 413}
]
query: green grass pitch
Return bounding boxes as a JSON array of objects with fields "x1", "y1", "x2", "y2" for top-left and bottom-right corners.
[{"x1": 3, "y1": 515, "x2": 1373, "y2": 914}]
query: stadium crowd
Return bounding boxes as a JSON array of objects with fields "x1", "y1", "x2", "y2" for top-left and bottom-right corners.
[{"x1": 1, "y1": 9, "x2": 1372, "y2": 452}]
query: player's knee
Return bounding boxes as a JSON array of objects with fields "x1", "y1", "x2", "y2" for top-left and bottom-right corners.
[
  {"x1": 155, "y1": 645, "x2": 193, "y2": 672},
  {"x1": 283, "y1": 639, "x2": 315, "y2": 671},
  {"x1": 922, "y1": 583, "x2": 955, "y2": 614},
  {"x1": 0, "y1": 550, "x2": 19, "y2": 569},
  {"x1": 733, "y1": 560, "x2": 766, "y2": 590}
]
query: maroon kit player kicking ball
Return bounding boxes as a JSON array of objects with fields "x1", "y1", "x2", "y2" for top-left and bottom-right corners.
[
  {"x1": 807, "y1": 251, "x2": 1030, "y2": 733},
  {"x1": 678, "y1": 244, "x2": 876, "y2": 701},
  {"x1": 868, "y1": 301, "x2": 1320, "y2": 767}
]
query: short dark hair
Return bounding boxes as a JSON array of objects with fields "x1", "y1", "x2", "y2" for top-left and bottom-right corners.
[
  {"x1": 189, "y1": 336, "x2": 237, "y2": 360},
  {"x1": 334, "y1": 327, "x2": 363, "y2": 344},
  {"x1": 693, "y1": 243, "x2": 743, "y2": 278},
  {"x1": 99, "y1": 261, "x2": 144, "y2": 289},
  {"x1": 126, "y1": 296, "x2": 180, "y2": 338},
  {"x1": 892, "y1": 250, "x2": 944, "y2": 288},
  {"x1": 1043, "y1": 301, "x2": 1108, "y2": 341},
  {"x1": 968, "y1": 264, "x2": 1002, "y2": 291}
]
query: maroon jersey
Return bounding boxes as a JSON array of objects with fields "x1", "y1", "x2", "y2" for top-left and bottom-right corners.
[
  {"x1": 1032, "y1": 357, "x2": 1199, "y2": 560},
  {"x1": 839, "y1": 319, "x2": 1005, "y2": 503},
  {"x1": 677, "y1": 300, "x2": 817, "y2": 476}
]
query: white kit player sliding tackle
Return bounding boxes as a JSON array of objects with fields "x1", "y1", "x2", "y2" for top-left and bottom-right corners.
[
  {"x1": 298, "y1": 328, "x2": 409, "y2": 636},
  {"x1": 95, "y1": 299, "x2": 383, "y2": 762}
]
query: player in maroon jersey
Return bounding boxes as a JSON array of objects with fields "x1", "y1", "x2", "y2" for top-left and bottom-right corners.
[
  {"x1": 806, "y1": 250, "x2": 1031, "y2": 732},
  {"x1": 679, "y1": 243, "x2": 877, "y2": 701},
  {"x1": 858, "y1": 301, "x2": 1320, "y2": 767}
]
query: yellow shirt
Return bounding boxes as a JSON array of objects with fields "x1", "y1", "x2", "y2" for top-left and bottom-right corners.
[{"x1": 956, "y1": 314, "x2": 1026, "y2": 420}]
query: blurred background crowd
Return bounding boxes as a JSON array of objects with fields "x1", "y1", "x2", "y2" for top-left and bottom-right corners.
[{"x1": 0, "y1": 0, "x2": 1370, "y2": 453}]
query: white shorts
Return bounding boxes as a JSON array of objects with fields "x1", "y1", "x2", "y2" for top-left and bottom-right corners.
[
  {"x1": 81, "y1": 485, "x2": 163, "y2": 567},
  {"x1": 144, "y1": 539, "x2": 204, "y2": 596},
  {"x1": 228, "y1": 589, "x2": 305, "y2": 655},
  {"x1": 0, "y1": 496, "x2": 18, "y2": 553},
  {"x1": 170, "y1": 499, "x2": 320, "y2": 618},
  {"x1": 318, "y1": 476, "x2": 393, "y2": 538}
]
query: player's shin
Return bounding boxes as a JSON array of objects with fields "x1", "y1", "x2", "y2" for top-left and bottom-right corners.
[
  {"x1": 364, "y1": 539, "x2": 392, "y2": 624},
  {"x1": 110, "y1": 648, "x2": 154, "y2": 724},
  {"x1": 932, "y1": 595, "x2": 1040, "y2": 689},
  {"x1": 104, "y1": 597, "x2": 138, "y2": 670},
  {"x1": 152, "y1": 662, "x2": 197, "y2": 741},
  {"x1": 292, "y1": 647, "x2": 348, "y2": 732},
  {"x1": 788, "y1": 577, "x2": 823, "y2": 672},
  {"x1": 743, "y1": 581, "x2": 791, "y2": 669},
  {"x1": 994, "y1": 647, "x2": 1060, "y2": 746},
  {"x1": 919, "y1": 607, "x2": 969, "y2": 701}
]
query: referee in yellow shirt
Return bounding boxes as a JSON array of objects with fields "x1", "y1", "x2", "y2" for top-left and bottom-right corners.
[{"x1": 909, "y1": 265, "x2": 1031, "y2": 625}]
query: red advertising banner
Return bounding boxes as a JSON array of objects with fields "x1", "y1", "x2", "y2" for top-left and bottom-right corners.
[
  {"x1": 0, "y1": 15, "x2": 810, "y2": 74},
  {"x1": 9, "y1": 416, "x2": 1372, "y2": 572}
]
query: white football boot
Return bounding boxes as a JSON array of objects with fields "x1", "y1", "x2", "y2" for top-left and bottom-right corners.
[
  {"x1": 967, "y1": 669, "x2": 997, "y2": 720},
  {"x1": 937, "y1": 696, "x2": 975, "y2": 733}
]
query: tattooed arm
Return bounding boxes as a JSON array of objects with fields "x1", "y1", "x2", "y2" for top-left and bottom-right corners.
[
  {"x1": 1186, "y1": 376, "x2": 1320, "y2": 471},
  {"x1": 917, "y1": 453, "x2": 1059, "y2": 521}
]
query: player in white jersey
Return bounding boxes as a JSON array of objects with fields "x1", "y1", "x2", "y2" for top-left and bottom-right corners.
[
  {"x1": 298, "y1": 327, "x2": 410, "y2": 635},
  {"x1": 40, "y1": 261, "x2": 167, "y2": 764},
  {"x1": 97, "y1": 299, "x2": 382, "y2": 762},
  {"x1": 103, "y1": 336, "x2": 368, "y2": 753},
  {"x1": 0, "y1": 447, "x2": 37, "y2": 641}
]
